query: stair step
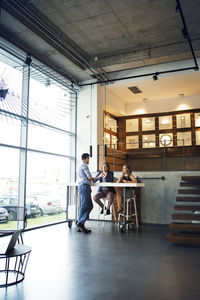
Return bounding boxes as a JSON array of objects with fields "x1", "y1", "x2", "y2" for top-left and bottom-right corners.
[
  {"x1": 169, "y1": 222, "x2": 200, "y2": 231},
  {"x1": 172, "y1": 213, "x2": 200, "y2": 221},
  {"x1": 178, "y1": 189, "x2": 200, "y2": 194},
  {"x1": 174, "y1": 205, "x2": 200, "y2": 211},
  {"x1": 166, "y1": 233, "x2": 200, "y2": 244},
  {"x1": 176, "y1": 197, "x2": 200, "y2": 202},
  {"x1": 181, "y1": 176, "x2": 200, "y2": 181},
  {"x1": 180, "y1": 182, "x2": 200, "y2": 187}
]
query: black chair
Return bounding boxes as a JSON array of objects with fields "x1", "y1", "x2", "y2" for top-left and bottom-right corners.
[{"x1": 0, "y1": 206, "x2": 27, "y2": 244}]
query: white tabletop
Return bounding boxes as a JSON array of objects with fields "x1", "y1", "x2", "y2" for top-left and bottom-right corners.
[{"x1": 67, "y1": 182, "x2": 145, "y2": 187}]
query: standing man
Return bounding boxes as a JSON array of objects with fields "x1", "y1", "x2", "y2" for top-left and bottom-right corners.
[{"x1": 77, "y1": 153, "x2": 94, "y2": 233}]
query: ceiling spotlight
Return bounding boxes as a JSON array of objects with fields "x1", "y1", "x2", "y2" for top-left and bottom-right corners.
[
  {"x1": 176, "y1": 3, "x2": 180, "y2": 12},
  {"x1": 0, "y1": 88, "x2": 8, "y2": 101},
  {"x1": 179, "y1": 93, "x2": 184, "y2": 98},
  {"x1": 153, "y1": 73, "x2": 159, "y2": 81},
  {"x1": 24, "y1": 54, "x2": 32, "y2": 65}
]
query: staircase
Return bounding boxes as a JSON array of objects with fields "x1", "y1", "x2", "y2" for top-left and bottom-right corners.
[{"x1": 166, "y1": 176, "x2": 200, "y2": 245}]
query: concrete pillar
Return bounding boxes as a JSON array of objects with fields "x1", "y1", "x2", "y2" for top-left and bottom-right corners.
[{"x1": 76, "y1": 84, "x2": 104, "y2": 173}]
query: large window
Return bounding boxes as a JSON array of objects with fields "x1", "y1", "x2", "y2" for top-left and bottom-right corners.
[
  {"x1": 0, "y1": 45, "x2": 76, "y2": 230},
  {"x1": 26, "y1": 152, "x2": 70, "y2": 228}
]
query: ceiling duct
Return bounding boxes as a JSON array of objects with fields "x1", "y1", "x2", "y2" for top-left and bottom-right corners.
[{"x1": 128, "y1": 86, "x2": 142, "y2": 94}]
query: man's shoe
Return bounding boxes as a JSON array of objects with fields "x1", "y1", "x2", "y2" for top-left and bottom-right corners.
[
  {"x1": 77, "y1": 222, "x2": 85, "y2": 232},
  {"x1": 84, "y1": 227, "x2": 92, "y2": 233},
  {"x1": 77, "y1": 222, "x2": 91, "y2": 234}
]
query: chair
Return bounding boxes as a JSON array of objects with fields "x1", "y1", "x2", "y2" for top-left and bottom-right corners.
[
  {"x1": 0, "y1": 206, "x2": 27, "y2": 244},
  {"x1": 118, "y1": 195, "x2": 138, "y2": 228}
]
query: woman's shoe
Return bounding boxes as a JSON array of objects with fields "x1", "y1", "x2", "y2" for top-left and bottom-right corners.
[
  {"x1": 106, "y1": 208, "x2": 110, "y2": 215},
  {"x1": 100, "y1": 207, "x2": 106, "y2": 214}
]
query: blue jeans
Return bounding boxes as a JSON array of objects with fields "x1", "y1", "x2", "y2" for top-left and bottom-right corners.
[{"x1": 78, "y1": 184, "x2": 93, "y2": 225}]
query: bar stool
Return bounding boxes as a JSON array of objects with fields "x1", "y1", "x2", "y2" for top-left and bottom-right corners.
[
  {"x1": 118, "y1": 195, "x2": 138, "y2": 228},
  {"x1": 98, "y1": 198, "x2": 117, "y2": 227}
]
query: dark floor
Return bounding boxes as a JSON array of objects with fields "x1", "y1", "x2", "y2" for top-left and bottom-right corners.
[{"x1": 1, "y1": 222, "x2": 200, "y2": 300}]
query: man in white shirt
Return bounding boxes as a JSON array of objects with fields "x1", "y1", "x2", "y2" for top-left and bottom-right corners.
[{"x1": 77, "y1": 153, "x2": 94, "y2": 233}]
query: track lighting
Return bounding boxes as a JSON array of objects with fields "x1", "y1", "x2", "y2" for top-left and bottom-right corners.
[
  {"x1": 0, "y1": 88, "x2": 8, "y2": 101},
  {"x1": 24, "y1": 54, "x2": 32, "y2": 65},
  {"x1": 153, "y1": 73, "x2": 159, "y2": 81},
  {"x1": 176, "y1": 3, "x2": 180, "y2": 12},
  {"x1": 0, "y1": 81, "x2": 8, "y2": 101}
]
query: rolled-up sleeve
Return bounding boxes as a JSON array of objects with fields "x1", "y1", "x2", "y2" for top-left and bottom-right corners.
[
  {"x1": 93, "y1": 172, "x2": 101, "y2": 183},
  {"x1": 83, "y1": 163, "x2": 92, "y2": 178}
]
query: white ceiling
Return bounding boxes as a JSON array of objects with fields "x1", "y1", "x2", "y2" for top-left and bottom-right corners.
[{"x1": 107, "y1": 70, "x2": 200, "y2": 103}]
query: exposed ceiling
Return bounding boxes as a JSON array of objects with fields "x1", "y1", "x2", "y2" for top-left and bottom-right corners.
[
  {"x1": 107, "y1": 69, "x2": 200, "y2": 103},
  {"x1": 1, "y1": 0, "x2": 200, "y2": 84}
]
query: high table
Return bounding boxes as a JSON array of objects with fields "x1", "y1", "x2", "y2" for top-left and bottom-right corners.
[
  {"x1": 0, "y1": 244, "x2": 31, "y2": 287},
  {"x1": 66, "y1": 182, "x2": 145, "y2": 232}
]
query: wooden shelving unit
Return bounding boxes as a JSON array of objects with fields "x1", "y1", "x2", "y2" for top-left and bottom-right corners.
[{"x1": 117, "y1": 108, "x2": 200, "y2": 158}]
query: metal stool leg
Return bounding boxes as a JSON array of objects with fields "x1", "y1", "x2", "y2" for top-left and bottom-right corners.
[
  {"x1": 126, "y1": 199, "x2": 129, "y2": 222},
  {"x1": 133, "y1": 196, "x2": 138, "y2": 228},
  {"x1": 112, "y1": 203, "x2": 117, "y2": 222}
]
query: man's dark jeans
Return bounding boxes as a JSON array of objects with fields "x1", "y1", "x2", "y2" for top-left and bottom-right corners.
[{"x1": 78, "y1": 184, "x2": 93, "y2": 224}]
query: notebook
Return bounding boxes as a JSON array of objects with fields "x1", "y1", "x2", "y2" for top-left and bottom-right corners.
[{"x1": 0, "y1": 230, "x2": 22, "y2": 255}]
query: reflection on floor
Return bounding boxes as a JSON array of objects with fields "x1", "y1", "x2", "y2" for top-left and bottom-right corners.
[{"x1": 1, "y1": 222, "x2": 200, "y2": 300}]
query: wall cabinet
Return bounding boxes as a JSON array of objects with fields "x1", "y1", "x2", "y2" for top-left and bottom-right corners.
[{"x1": 116, "y1": 109, "x2": 200, "y2": 157}]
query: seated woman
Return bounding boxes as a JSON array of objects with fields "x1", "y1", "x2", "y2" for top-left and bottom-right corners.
[
  {"x1": 115, "y1": 164, "x2": 137, "y2": 213},
  {"x1": 93, "y1": 163, "x2": 115, "y2": 215}
]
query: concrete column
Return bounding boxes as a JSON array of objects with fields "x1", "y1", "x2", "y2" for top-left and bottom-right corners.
[
  {"x1": 18, "y1": 56, "x2": 30, "y2": 228},
  {"x1": 76, "y1": 84, "x2": 104, "y2": 172}
]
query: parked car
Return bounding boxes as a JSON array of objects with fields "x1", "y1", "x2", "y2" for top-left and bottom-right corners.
[
  {"x1": 0, "y1": 194, "x2": 41, "y2": 221},
  {"x1": 29, "y1": 193, "x2": 63, "y2": 216},
  {"x1": 0, "y1": 206, "x2": 9, "y2": 223}
]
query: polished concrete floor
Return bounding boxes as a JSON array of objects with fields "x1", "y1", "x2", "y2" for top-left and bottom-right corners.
[{"x1": 1, "y1": 222, "x2": 200, "y2": 300}]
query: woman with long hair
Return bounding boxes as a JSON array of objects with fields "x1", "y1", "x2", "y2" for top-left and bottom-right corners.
[{"x1": 115, "y1": 164, "x2": 137, "y2": 213}]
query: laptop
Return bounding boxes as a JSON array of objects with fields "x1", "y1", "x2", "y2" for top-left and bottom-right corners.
[{"x1": 0, "y1": 230, "x2": 22, "y2": 255}]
